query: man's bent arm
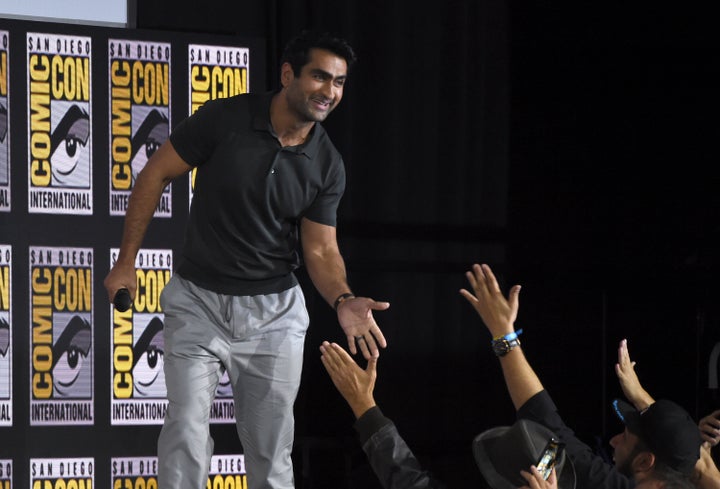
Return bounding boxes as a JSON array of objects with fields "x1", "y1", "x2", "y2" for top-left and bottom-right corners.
[
  {"x1": 300, "y1": 217, "x2": 351, "y2": 306},
  {"x1": 104, "y1": 141, "x2": 192, "y2": 302}
]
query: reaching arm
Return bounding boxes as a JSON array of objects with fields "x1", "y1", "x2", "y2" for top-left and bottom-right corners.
[
  {"x1": 695, "y1": 442, "x2": 720, "y2": 489},
  {"x1": 319, "y1": 341, "x2": 447, "y2": 489},
  {"x1": 461, "y1": 264, "x2": 634, "y2": 489},
  {"x1": 103, "y1": 141, "x2": 192, "y2": 303},
  {"x1": 301, "y1": 218, "x2": 389, "y2": 359},
  {"x1": 614, "y1": 339, "x2": 655, "y2": 411},
  {"x1": 459, "y1": 263, "x2": 543, "y2": 410}
]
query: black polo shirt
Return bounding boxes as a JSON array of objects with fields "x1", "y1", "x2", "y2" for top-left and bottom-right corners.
[{"x1": 170, "y1": 91, "x2": 346, "y2": 296}]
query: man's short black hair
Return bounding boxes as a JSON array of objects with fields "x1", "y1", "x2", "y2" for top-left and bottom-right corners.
[{"x1": 281, "y1": 30, "x2": 357, "y2": 77}]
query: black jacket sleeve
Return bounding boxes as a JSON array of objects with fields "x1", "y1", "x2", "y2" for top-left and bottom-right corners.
[
  {"x1": 354, "y1": 406, "x2": 447, "y2": 489},
  {"x1": 518, "y1": 390, "x2": 635, "y2": 489}
]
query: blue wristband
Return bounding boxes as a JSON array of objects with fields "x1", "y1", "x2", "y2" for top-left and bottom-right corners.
[{"x1": 494, "y1": 329, "x2": 523, "y2": 342}]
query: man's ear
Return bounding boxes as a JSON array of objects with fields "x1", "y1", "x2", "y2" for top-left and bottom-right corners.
[
  {"x1": 632, "y1": 451, "x2": 657, "y2": 475},
  {"x1": 280, "y1": 62, "x2": 294, "y2": 88}
]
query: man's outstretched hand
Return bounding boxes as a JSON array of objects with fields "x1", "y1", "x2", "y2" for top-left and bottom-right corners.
[{"x1": 337, "y1": 297, "x2": 389, "y2": 359}]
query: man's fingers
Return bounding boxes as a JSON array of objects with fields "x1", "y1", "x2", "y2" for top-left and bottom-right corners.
[
  {"x1": 346, "y1": 336, "x2": 359, "y2": 355},
  {"x1": 358, "y1": 337, "x2": 372, "y2": 359},
  {"x1": 321, "y1": 341, "x2": 349, "y2": 370},
  {"x1": 465, "y1": 269, "x2": 478, "y2": 290},
  {"x1": 459, "y1": 288, "x2": 477, "y2": 303},
  {"x1": 370, "y1": 327, "x2": 387, "y2": 349},
  {"x1": 367, "y1": 356, "x2": 378, "y2": 376},
  {"x1": 508, "y1": 284, "x2": 521, "y2": 309},
  {"x1": 480, "y1": 264, "x2": 501, "y2": 292}
]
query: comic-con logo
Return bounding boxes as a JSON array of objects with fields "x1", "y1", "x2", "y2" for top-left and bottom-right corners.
[
  {"x1": 109, "y1": 40, "x2": 171, "y2": 217},
  {"x1": 30, "y1": 458, "x2": 93, "y2": 489},
  {"x1": 0, "y1": 245, "x2": 11, "y2": 426},
  {"x1": 27, "y1": 33, "x2": 92, "y2": 215},
  {"x1": 111, "y1": 249, "x2": 171, "y2": 425},
  {"x1": 111, "y1": 457, "x2": 158, "y2": 488},
  {"x1": 0, "y1": 459, "x2": 11, "y2": 489},
  {"x1": 29, "y1": 246, "x2": 93, "y2": 425},
  {"x1": 0, "y1": 31, "x2": 11, "y2": 212},
  {"x1": 111, "y1": 455, "x2": 246, "y2": 488},
  {"x1": 208, "y1": 455, "x2": 247, "y2": 488},
  {"x1": 187, "y1": 44, "x2": 249, "y2": 208}
]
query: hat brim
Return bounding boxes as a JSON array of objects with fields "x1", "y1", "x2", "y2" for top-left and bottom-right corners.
[
  {"x1": 613, "y1": 399, "x2": 642, "y2": 434},
  {"x1": 473, "y1": 422, "x2": 576, "y2": 489}
]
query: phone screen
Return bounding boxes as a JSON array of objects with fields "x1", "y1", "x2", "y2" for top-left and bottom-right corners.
[{"x1": 536, "y1": 438, "x2": 565, "y2": 480}]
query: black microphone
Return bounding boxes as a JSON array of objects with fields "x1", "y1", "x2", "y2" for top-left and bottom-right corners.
[{"x1": 113, "y1": 288, "x2": 132, "y2": 312}]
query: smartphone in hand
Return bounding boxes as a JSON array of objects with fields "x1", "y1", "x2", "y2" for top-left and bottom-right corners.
[{"x1": 536, "y1": 438, "x2": 565, "y2": 480}]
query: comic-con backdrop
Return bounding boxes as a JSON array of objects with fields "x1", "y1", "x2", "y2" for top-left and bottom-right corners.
[{"x1": 0, "y1": 16, "x2": 265, "y2": 489}]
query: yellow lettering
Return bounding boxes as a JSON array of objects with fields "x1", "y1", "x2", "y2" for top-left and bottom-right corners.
[
  {"x1": 132, "y1": 61, "x2": 169, "y2": 106},
  {"x1": 32, "y1": 267, "x2": 53, "y2": 398},
  {"x1": 30, "y1": 54, "x2": 52, "y2": 187},
  {"x1": 114, "y1": 308, "x2": 133, "y2": 398},
  {"x1": 53, "y1": 268, "x2": 91, "y2": 312},
  {"x1": 51, "y1": 55, "x2": 90, "y2": 101},
  {"x1": 135, "y1": 270, "x2": 168, "y2": 313},
  {"x1": 111, "y1": 61, "x2": 133, "y2": 190},
  {"x1": 0, "y1": 51, "x2": 7, "y2": 96},
  {"x1": 0, "y1": 266, "x2": 8, "y2": 310}
]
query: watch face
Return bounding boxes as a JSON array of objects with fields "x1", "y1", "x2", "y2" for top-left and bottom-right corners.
[
  {"x1": 492, "y1": 339, "x2": 510, "y2": 356},
  {"x1": 492, "y1": 338, "x2": 519, "y2": 356}
]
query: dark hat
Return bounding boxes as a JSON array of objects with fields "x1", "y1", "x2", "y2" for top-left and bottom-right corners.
[
  {"x1": 612, "y1": 399, "x2": 702, "y2": 475},
  {"x1": 473, "y1": 418, "x2": 576, "y2": 489}
]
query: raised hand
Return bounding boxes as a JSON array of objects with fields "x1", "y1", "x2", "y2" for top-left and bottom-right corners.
[{"x1": 459, "y1": 263, "x2": 521, "y2": 338}]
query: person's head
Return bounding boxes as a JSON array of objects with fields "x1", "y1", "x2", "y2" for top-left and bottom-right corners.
[
  {"x1": 611, "y1": 399, "x2": 702, "y2": 486},
  {"x1": 279, "y1": 31, "x2": 356, "y2": 123},
  {"x1": 280, "y1": 30, "x2": 357, "y2": 77},
  {"x1": 473, "y1": 419, "x2": 576, "y2": 489}
]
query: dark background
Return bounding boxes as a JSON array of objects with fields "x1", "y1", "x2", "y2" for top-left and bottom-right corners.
[
  {"x1": 2, "y1": 1, "x2": 717, "y2": 487},
  {"x1": 136, "y1": 1, "x2": 720, "y2": 487}
]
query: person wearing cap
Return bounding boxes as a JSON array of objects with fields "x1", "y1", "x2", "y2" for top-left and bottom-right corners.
[
  {"x1": 460, "y1": 263, "x2": 700, "y2": 489},
  {"x1": 318, "y1": 340, "x2": 560, "y2": 489},
  {"x1": 616, "y1": 339, "x2": 720, "y2": 489}
]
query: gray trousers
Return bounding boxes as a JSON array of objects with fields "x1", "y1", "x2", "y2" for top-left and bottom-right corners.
[{"x1": 158, "y1": 275, "x2": 309, "y2": 489}]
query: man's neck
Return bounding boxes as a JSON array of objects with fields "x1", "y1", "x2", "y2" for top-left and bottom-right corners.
[
  {"x1": 634, "y1": 474, "x2": 671, "y2": 489},
  {"x1": 270, "y1": 91, "x2": 314, "y2": 147}
]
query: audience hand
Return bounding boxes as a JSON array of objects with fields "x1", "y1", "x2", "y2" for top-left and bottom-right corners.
[
  {"x1": 320, "y1": 341, "x2": 377, "y2": 419},
  {"x1": 459, "y1": 263, "x2": 521, "y2": 339},
  {"x1": 700, "y1": 410, "x2": 720, "y2": 447},
  {"x1": 519, "y1": 466, "x2": 558, "y2": 489},
  {"x1": 614, "y1": 339, "x2": 654, "y2": 412}
]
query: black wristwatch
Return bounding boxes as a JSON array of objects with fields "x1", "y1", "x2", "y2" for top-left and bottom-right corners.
[{"x1": 491, "y1": 330, "x2": 523, "y2": 357}]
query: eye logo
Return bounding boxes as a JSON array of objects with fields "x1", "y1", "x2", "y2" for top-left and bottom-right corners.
[
  {"x1": 0, "y1": 318, "x2": 8, "y2": 357},
  {"x1": 51, "y1": 315, "x2": 91, "y2": 398},
  {"x1": 132, "y1": 316, "x2": 164, "y2": 397},
  {"x1": 50, "y1": 103, "x2": 90, "y2": 187},
  {"x1": 0, "y1": 103, "x2": 7, "y2": 144},
  {"x1": 130, "y1": 108, "x2": 168, "y2": 185},
  {"x1": 0, "y1": 103, "x2": 8, "y2": 188}
]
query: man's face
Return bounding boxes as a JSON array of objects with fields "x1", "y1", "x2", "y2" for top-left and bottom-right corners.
[
  {"x1": 609, "y1": 427, "x2": 642, "y2": 477},
  {"x1": 282, "y1": 48, "x2": 348, "y2": 123}
]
